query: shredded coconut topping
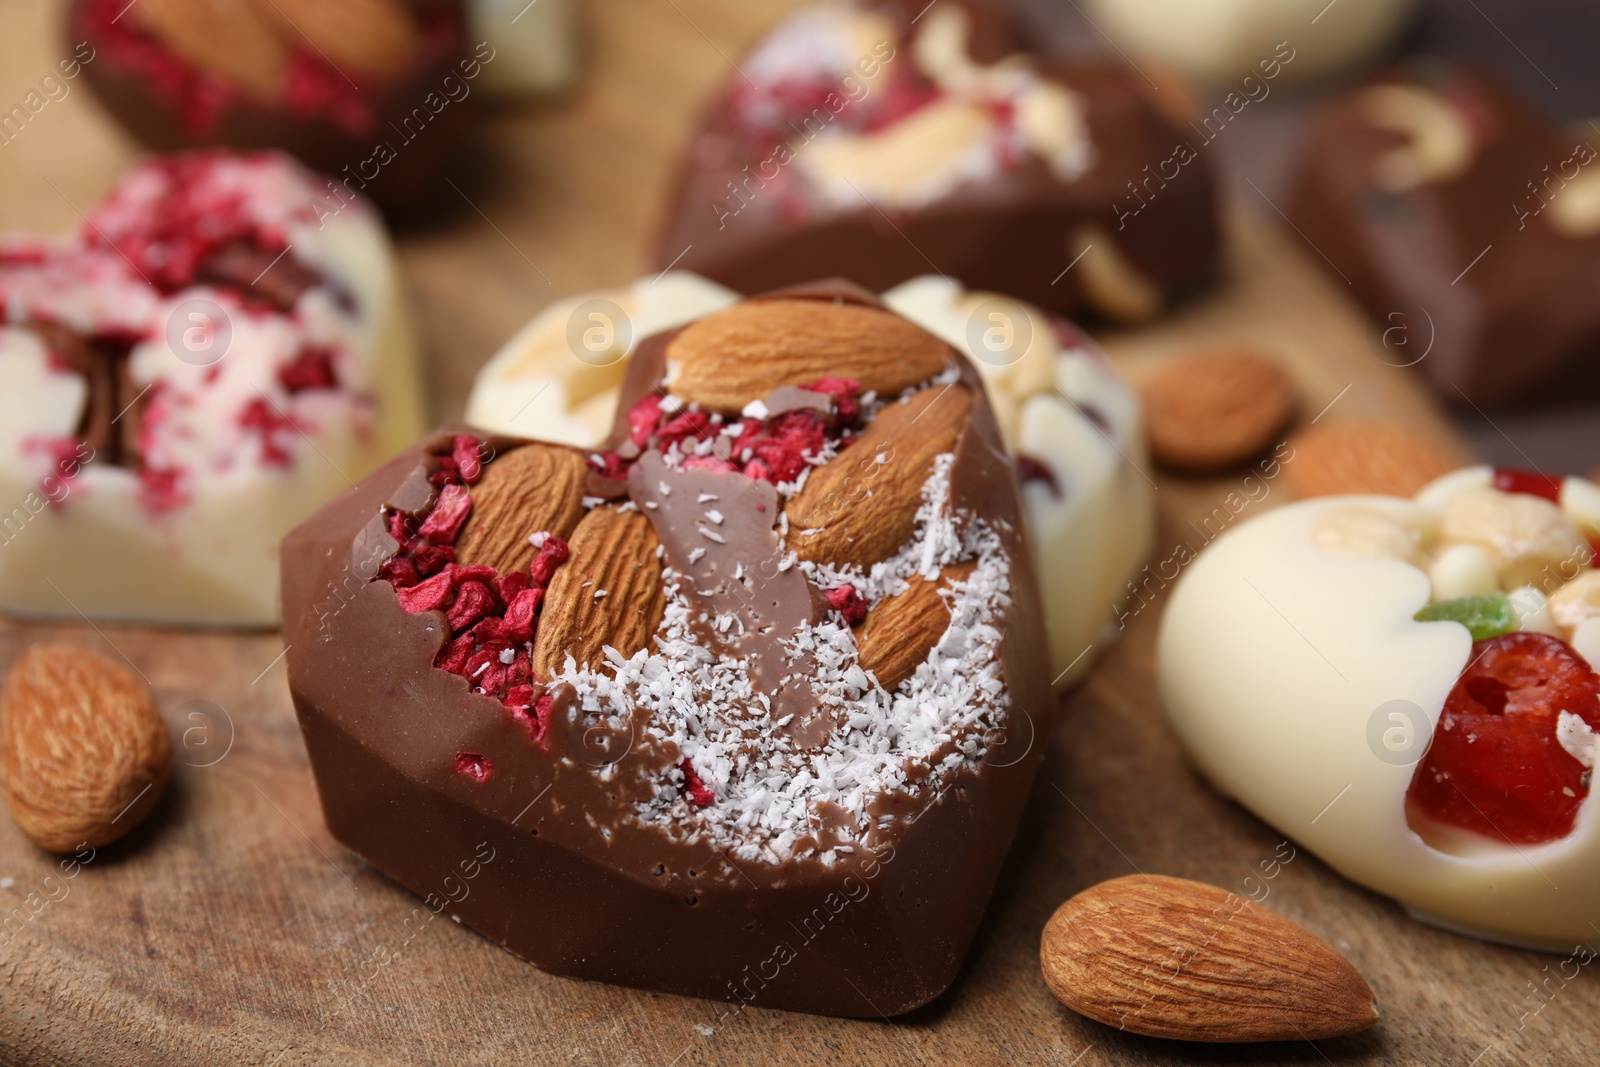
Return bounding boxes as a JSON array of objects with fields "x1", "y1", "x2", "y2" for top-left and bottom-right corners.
[{"x1": 552, "y1": 452, "x2": 1012, "y2": 864}]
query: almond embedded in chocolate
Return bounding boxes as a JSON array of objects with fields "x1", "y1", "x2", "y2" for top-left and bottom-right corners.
[
  {"x1": 532, "y1": 505, "x2": 665, "y2": 676},
  {"x1": 787, "y1": 385, "x2": 974, "y2": 567},
  {"x1": 858, "y1": 561, "x2": 975, "y2": 690},
  {"x1": 666, "y1": 299, "x2": 952, "y2": 415},
  {"x1": 134, "y1": 0, "x2": 289, "y2": 100},
  {"x1": 454, "y1": 444, "x2": 589, "y2": 573}
]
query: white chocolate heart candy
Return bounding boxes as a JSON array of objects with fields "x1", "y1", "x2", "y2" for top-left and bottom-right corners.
[
  {"x1": 0, "y1": 151, "x2": 424, "y2": 626},
  {"x1": 1159, "y1": 467, "x2": 1600, "y2": 949}
]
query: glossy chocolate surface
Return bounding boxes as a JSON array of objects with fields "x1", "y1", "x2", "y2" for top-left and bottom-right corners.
[
  {"x1": 1289, "y1": 62, "x2": 1600, "y2": 408},
  {"x1": 67, "y1": 0, "x2": 470, "y2": 216},
  {"x1": 282, "y1": 283, "x2": 1054, "y2": 1016},
  {"x1": 654, "y1": 2, "x2": 1219, "y2": 317}
]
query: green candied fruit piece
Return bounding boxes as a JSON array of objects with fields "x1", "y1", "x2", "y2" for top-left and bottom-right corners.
[{"x1": 1414, "y1": 594, "x2": 1517, "y2": 641}]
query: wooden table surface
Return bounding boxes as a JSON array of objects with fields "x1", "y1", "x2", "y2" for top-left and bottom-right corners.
[{"x1": 1, "y1": 0, "x2": 1595, "y2": 1063}]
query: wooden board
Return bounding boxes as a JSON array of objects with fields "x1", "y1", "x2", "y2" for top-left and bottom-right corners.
[{"x1": 1, "y1": 0, "x2": 1596, "y2": 1063}]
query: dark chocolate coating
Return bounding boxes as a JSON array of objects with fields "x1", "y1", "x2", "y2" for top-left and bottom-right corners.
[
  {"x1": 1288, "y1": 62, "x2": 1600, "y2": 408},
  {"x1": 281, "y1": 284, "x2": 1055, "y2": 1016},
  {"x1": 654, "y1": 3, "x2": 1219, "y2": 316},
  {"x1": 66, "y1": 0, "x2": 470, "y2": 217}
]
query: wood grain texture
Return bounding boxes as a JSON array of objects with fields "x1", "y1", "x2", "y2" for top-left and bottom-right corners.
[{"x1": 0, "y1": 0, "x2": 1595, "y2": 1063}]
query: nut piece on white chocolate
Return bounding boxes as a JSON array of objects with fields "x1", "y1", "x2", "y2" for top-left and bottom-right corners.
[
  {"x1": 1550, "y1": 571, "x2": 1600, "y2": 639},
  {"x1": 1428, "y1": 543, "x2": 1499, "y2": 600},
  {"x1": 1312, "y1": 505, "x2": 1423, "y2": 565},
  {"x1": 0, "y1": 151, "x2": 424, "y2": 626},
  {"x1": 1438, "y1": 486, "x2": 1589, "y2": 591}
]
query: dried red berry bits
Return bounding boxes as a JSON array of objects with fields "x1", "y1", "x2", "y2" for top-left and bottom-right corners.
[
  {"x1": 1408, "y1": 632, "x2": 1600, "y2": 845},
  {"x1": 374, "y1": 434, "x2": 571, "y2": 745}
]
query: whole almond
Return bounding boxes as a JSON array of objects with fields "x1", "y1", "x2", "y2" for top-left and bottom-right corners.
[
  {"x1": 1285, "y1": 420, "x2": 1459, "y2": 499},
  {"x1": 136, "y1": 0, "x2": 289, "y2": 100},
  {"x1": 666, "y1": 299, "x2": 951, "y2": 414},
  {"x1": 455, "y1": 444, "x2": 589, "y2": 573},
  {"x1": 857, "y1": 561, "x2": 975, "y2": 690},
  {"x1": 1041, "y1": 875, "x2": 1380, "y2": 1043},
  {"x1": 787, "y1": 385, "x2": 974, "y2": 568},
  {"x1": 533, "y1": 507, "x2": 666, "y2": 675},
  {"x1": 1142, "y1": 348, "x2": 1297, "y2": 473},
  {"x1": 1, "y1": 646, "x2": 171, "y2": 853}
]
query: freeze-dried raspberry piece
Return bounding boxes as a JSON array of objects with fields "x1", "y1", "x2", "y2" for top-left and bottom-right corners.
[
  {"x1": 434, "y1": 632, "x2": 475, "y2": 674},
  {"x1": 535, "y1": 692, "x2": 556, "y2": 746},
  {"x1": 463, "y1": 648, "x2": 497, "y2": 683},
  {"x1": 807, "y1": 376, "x2": 861, "y2": 423},
  {"x1": 452, "y1": 434, "x2": 484, "y2": 485},
  {"x1": 502, "y1": 587, "x2": 544, "y2": 643},
  {"x1": 396, "y1": 571, "x2": 454, "y2": 613},
  {"x1": 278, "y1": 348, "x2": 338, "y2": 393},
  {"x1": 509, "y1": 691, "x2": 557, "y2": 748},
  {"x1": 747, "y1": 410, "x2": 827, "y2": 484},
  {"x1": 826, "y1": 584, "x2": 867, "y2": 626},
  {"x1": 494, "y1": 570, "x2": 530, "y2": 604},
  {"x1": 1408, "y1": 631, "x2": 1600, "y2": 844},
  {"x1": 420, "y1": 483, "x2": 473, "y2": 544},
  {"x1": 454, "y1": 752, "x2": 493, "y2": 783},
  {"x1": 377, "y1": 556, "x2": 420, "y2": 588},
  {"x1": 479, "y1": 658, "x2": 512, "y2": 695},
  {"x1": 239, "y1": 396, "x2": 296, "y2": 466},
  {"x1": 628, "y1": 394, "x2": 664, "y2": 446},
  {"x1": 430, "y1": 457, "x2": 462, "y2": 487},
  {"x1": 658, "y1": 410, "x2": 713, "y2": 453},
  {"x1": 591, "y1": 450, "x2": 630, "y2": 481},
  {"x1": 387, "y1": 510, "x2": 417, "y2": 549},
  {"x1": 530, "y1": 536, "x2": 570, "y2": 586},
  {"x1": 447, "y1": 580, "x2": 496, "y2": 632},
  {"x1": 411, "y1": 544, "x2": 454, "y2": 577},
  {"x1": 472, "y1": 616, "x2": 509, "y2": 644},
  {"x1": 682, "y1": 455, "x2": 738, "y2": 474},
  {"x1": 680, "y1": 759, "x2": 715, "y2": 807},
  {"x1": 443, "y1": 563, "x2": 498, "y2": 587}
]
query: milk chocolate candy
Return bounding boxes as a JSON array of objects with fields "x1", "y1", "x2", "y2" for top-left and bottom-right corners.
[
  {"x1": 655, "y1": 1, "x2": 1220, "y2": 321},
  {"x1": 282, "y1": 282, "x2": 1054, "y2": 1016},
  {"x1": 67, "y1": 0, "x2": 472, "y2": 216},
  {"x1": 1289, "y1": 61, "x2": 1600, "y2": 408}
]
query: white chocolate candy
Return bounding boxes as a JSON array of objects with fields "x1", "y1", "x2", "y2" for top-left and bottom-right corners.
[
  {"x1": 1081, "y1": 0, "x2": 1415, "y2": 85},
  {"x1": 0, "y1": 152, "x2": 424, "y2": 627},
  {"x1": 465, "y1": 272, "x2": 1155, "y2": 688},
  {"x1": 469, "y1": 0, "x2": 581, "y2": 98},
  {"x1": 1159, "y1": 467, "x2": 1600, "y2": 949}
]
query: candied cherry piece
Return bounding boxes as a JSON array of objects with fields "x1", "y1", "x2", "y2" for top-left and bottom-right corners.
[
  {"x1": 1407, "y1": 632, "x2": 1600, "y2": 845},
  {"x1": 1492, "y1": 468, "x2": 1563, "y2": 503}
]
